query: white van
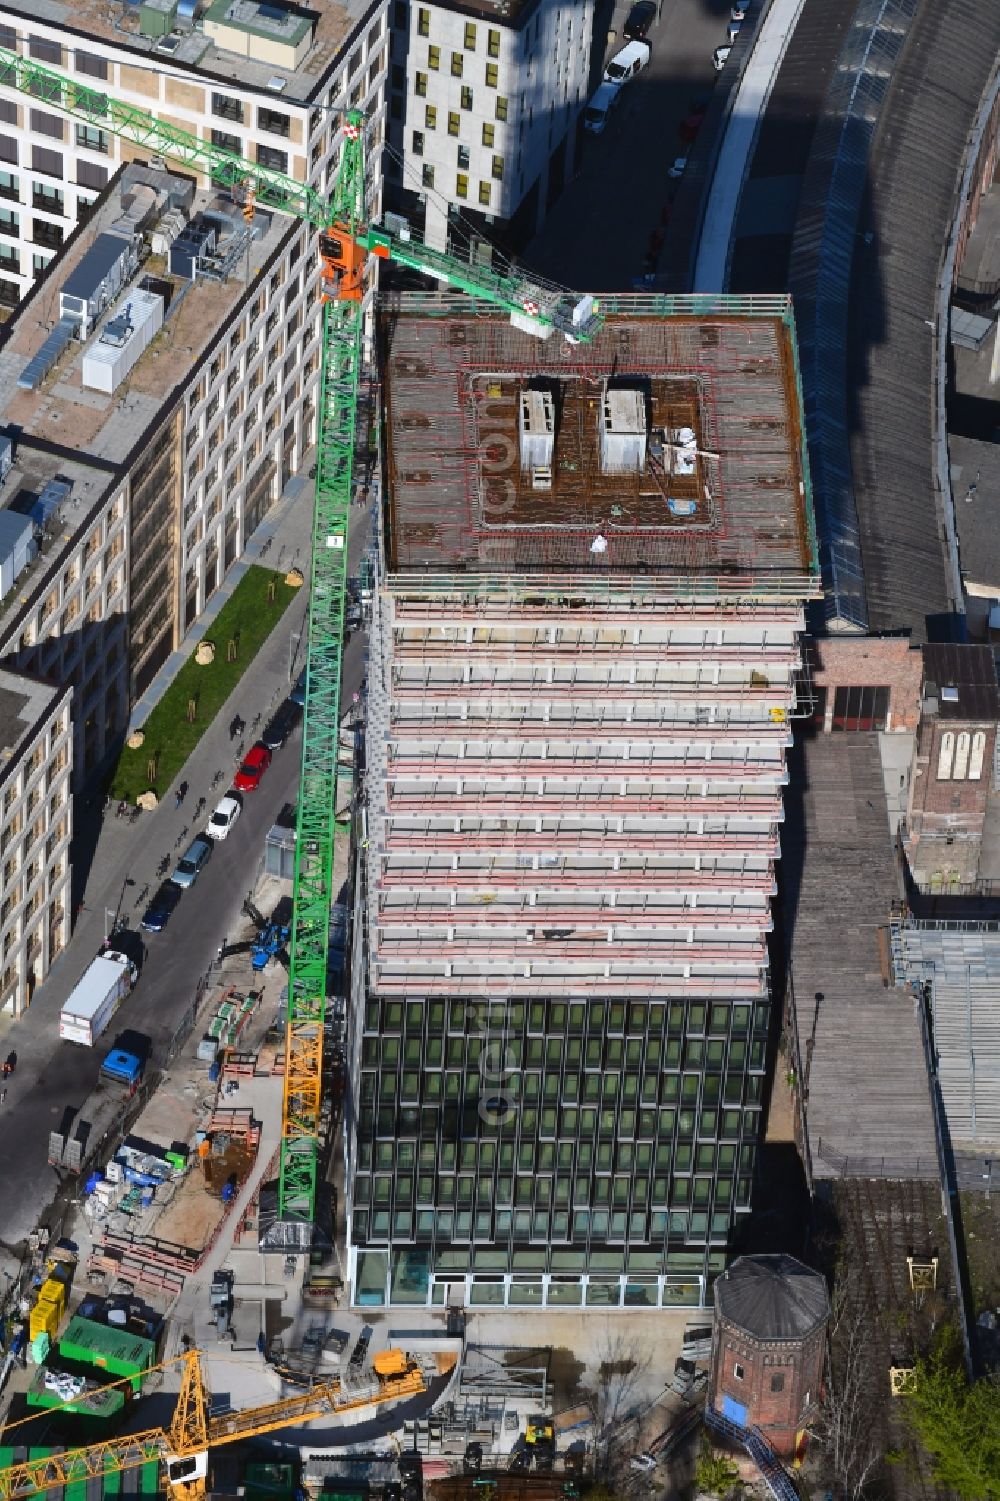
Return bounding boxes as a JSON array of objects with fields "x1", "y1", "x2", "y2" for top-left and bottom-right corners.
[
  {"x1": 603, "y1": 39, "x2": 651, "y2": 85},
  {"x1": 584, "y1": 81, "x2": 622, "y2": 134}
]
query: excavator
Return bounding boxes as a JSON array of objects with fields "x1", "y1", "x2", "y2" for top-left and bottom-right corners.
[{"x1": 0, "y1": 1346, "x2": 424, "y2": 1500}]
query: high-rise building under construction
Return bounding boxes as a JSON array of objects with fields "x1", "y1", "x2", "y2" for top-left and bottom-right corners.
[{"x1": 346, "y1": 291, "x2": 820, "y2": 1310}]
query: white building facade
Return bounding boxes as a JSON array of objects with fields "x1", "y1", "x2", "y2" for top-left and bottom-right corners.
[
  {"x1": 0, "y1": 670, "x2": 72, "y2": 1016},
  {"x1": 388, "y1": 0, "x2": 593, "y2": 251},
  {"x1": 0, "y1": 2, "x2": 390, "y2": 306}
]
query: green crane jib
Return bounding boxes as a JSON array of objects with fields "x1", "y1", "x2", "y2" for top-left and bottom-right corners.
[{"x1": 0, "y1": 42, "x2": 603, "y2": 1231}]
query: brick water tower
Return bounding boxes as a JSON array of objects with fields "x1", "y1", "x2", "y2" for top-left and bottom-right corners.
[{"x1": 710, "y1": 1254, "x2": 829, "y2": 1458}]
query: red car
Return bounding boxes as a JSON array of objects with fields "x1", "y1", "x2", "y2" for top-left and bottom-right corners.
[{"x1": 234, "y1": 741, "x2": 272, "y2": 791}]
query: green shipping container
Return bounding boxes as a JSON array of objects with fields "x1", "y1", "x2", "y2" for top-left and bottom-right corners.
[{"x1": 58, "y1": 1317, "x2": 155, "y2": 1393}]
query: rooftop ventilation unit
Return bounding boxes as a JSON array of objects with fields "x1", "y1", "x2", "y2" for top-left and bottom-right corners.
[
  {"x1": 83, "y1": 289, "x2": 164, "y2": 394},
  {"x1": 29, "y1": 478, "x2": 72, "y2": 529},
  {"x1": 518, "y1": 389, "x2": 555, "y2": 477},
  {"x1": 17, "y1": 318, "x2": 77, "y2": 391},
  {"x1": 599, "y1": 387, "x2": 646, "y2": 475},
  {"x1": 59, "y1": 232, "x2": 138, "y2": 339},
  {"x1": 0, "y1": 511, "x2": 37, "y2": 600}
]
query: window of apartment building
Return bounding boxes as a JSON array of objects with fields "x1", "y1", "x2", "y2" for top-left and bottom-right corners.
[
  {"x1": 455, "y1": 173, "x2": 468, "y2": 199},
  {"x1": 0, "y1": 246, "x2": 17, "y2": 274},
  {"x1": 492, "y1": 154, "x2": 504, "y2": 180},
  {"x1": 391, "y1": 62, "x2": 405, "y2": 92},
  {"x1": 447, "y1": 111, "x2": 460, "y2": 137},
  {"x1": 488, "y1": 28, "x2": 501, "y2": 58},
  {"x1": 211, "y1": 128, "x2": 240, "y2": 154},
  {"x1": 485, "y1": 62, "x2": 499, "y2": 88},
  {"x1": 0, "y1": 22, "x2": 15, "y2": 50},
  {"x1": 256, "y1": 143, "x2": 287, "y2": 173},
  {"x1": 29, "y1": 36, "x2": 63, "y2": 65},
  {"x1": 33, "y1": 181, "x2": 64, "y2": 213},
  {"x1": 421, "y1": 163, "x2": 434, "y2": 189},
  {"x1": 77, "y1": 161, "x2": 107, "y2": 191},
  {"x1": 482, "y1": 123, "x2": 495, "y2": 149},
  {"x1": 460, "y1": 86, "x2": 473, "y2": 111},
  {"x1": 456, "y1": 144, "x2": 470, "y2": 170},
  {"x1": 31, "y1": 146, "x2": 63, "y2": 181},
  {"x1": 495, "y1": 96, "x2": 508, "y2": 121},
  {"x1": 0, "y1": 100, "x2": 15, "y2": 128},
  {"x1": 0, "y1": 208, "x2": 17, "y2": 236},
  {"x1": 74, "y1": 50, "x2": 108, "y2": 80},
  {"x1": 450, "y1": 52, "x2": 463, "y2": 78},
  {"x1": 0, "y1": 277, "x2": 17, "y2": 306},
  {"x1": 258, "y1": 107, "x2": 290, "y2": 138},
  {"x1": 30, "y1": 109, "x2": 64, "y2": 142},
  {"x1": 32, "y1": 219, "x2": 62, "y2": 251},
  {"x1": 415, "y1": 72, "x2": 427, "y2": 97},
  {"x1": 411, "y1": 130, "x2": 424, "y2": 157},
  {"x1": 212, "y1": 92, "x2": 243, "y2": 123},
  {"x1": 0, "y1": 136, "x2": 17, "y2": 168},
  {"x1": 0, "y1": 169, "x2": 17, "y2": 202},
  {"x1": 425, "y1": 104, "x2": 437, "y2": 130},
  {"x1": 478, "y1": 181, "x2": 491, "y2": 207},
  {"x1": 464, "y1": 22, "x2": 477, "y2": 48},
  {"x1": 427, "y1": 44, "x2": 440, "y2": 69},
  {"x1": 417, "y1": 6, "x2": 430, "y2": 35},
  {"x1": 75, "y1": 124, "x2": 109, "y2": 154}
]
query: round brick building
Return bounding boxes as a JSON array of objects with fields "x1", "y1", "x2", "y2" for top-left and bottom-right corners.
[{"x1": 710, "y1": 1253, "x2": 829, "y2": 1458}]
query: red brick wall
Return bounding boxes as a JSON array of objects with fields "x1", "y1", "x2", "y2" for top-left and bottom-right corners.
[
  {"x1": 711, "y1": 1323, "x2": 826, "y2": 1457},
  {"x1": 809, "y1": 637, "x2": 922, "y2": 731},
  {"x1": 908, "y1": 718, "x2": 994, "y2": 836}
]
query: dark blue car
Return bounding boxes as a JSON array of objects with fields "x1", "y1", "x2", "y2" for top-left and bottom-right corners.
[
  {"x1": 290, "y1": 668, "x2": 307, "y2": 707},
  {"x1": 140, "y1": 880, "x2": 182, "y2": 933}
]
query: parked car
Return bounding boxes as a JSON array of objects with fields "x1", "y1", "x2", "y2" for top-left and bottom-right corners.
[
  {"x1": 140, "y1": 881, "x2": 182, "y2": 933},
  {"x1": 584, "y1": 81, "x2": 623, "y2": 134},
  {"x1": 713, "y1": 43, "x2": 732, "y2": 70},
  {"x1": 678, "y1": 111, "x2": 705, "y2": 144},
  {"x1": 726, "y1": 18, "x2": 743, "y2": 43},
  {"x1": 234, "y1": 742, "x2": 272, "y2": 792},
  {"x1": 731, "y1": 0, "x2": 748, "y2": 18},
  {"x1": 603, "y1": 39, "x2": 650, "y2": 85},
  {"x1": 206, "y1": 793, "x2": 242, "y2": 841},
  {"x1": 345, "y1": 601, "x2": 364, "y2": 633},
  {"x1": 290, "y1": 667, "x2": 307, "y2": 707},
  {"x1": 261, "y1": 698, "x2": 302, "y2": 751},
  {"x1": 668, "y1": 157, "x2": 688, "y2": 179},
  {"x1": 171, "y1": 835, "x2": 213, "y2": 890},
  {"x1": 623, "y1": 0, "x2": 657, "y2": 41}
]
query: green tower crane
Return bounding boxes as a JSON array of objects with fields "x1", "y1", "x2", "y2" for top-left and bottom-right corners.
[{"x1": 0, "y1": 42, "x2": 603, "y2": 1234}]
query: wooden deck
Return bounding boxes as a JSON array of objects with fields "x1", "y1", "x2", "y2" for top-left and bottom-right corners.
[{"x1": 783, "y1": 733, "x2": 938, "y2": 1177}]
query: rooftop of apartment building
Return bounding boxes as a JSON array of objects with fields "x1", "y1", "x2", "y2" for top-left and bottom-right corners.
[
  {"x1": 2, "y1": 0, "x2": 374, "y2": 98},
  {"x1": 381, "y1": 293, "x2": 817, "y2": 584},
  {"x1": 0, "y1": 441, "x2": 117, "y2": 643},
  {"x1": 0, "y1": 663, "x2": 63, "y2": 761},
  {"x1": 0, "y1": 160, "x2": 288, "y2": 469}
]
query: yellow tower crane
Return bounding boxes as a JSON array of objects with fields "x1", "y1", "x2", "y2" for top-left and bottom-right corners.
[{"x1": 0, "y1": 1347, "x2": 425, "y2": 1500}]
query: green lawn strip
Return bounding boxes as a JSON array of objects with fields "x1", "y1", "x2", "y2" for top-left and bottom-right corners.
[{"x1": 111, "y1": 565, "x2": 297, "y2": 802}]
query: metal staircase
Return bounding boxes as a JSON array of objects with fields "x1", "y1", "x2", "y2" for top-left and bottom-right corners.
[{"x1": 704, "y1": 1405, "x2": 800, "y2": 1501}]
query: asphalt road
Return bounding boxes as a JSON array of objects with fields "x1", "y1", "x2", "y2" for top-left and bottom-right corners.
[
  {"x1": 0, "y1": 489, "x2": 370, "y2": 1251},
  {"x1": 527, "y1": 0, "x2": 733, "y2": 290}
]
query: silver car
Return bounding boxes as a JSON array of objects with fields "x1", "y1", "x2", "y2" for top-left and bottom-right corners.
[{"x1": 171, "y1": 835, "x2": 213, "y2": 889}]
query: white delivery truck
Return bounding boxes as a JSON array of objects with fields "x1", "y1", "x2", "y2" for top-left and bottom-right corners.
[{"x1": 59, "y1": 951, "x2": 138, "y2": 1047}]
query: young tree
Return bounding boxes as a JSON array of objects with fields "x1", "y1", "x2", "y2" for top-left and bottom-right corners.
[
  {"x1": 905, "y1": 1335, "x2": 1000, "y2": 1499},
  {"x1": 586, "y1": 1325, "x2": 654, "y2": 1492},
  {"x1": 815, "y1": 1274, "x2": 882, "y2": 1500},
  {"x1": 694, "y1": 1438, "x2": 741, "y2": 1498}
]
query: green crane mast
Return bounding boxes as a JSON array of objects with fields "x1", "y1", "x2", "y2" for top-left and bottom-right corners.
[{"x1": 0, "y1": 42, "x2": 603, "y2": 1233}]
